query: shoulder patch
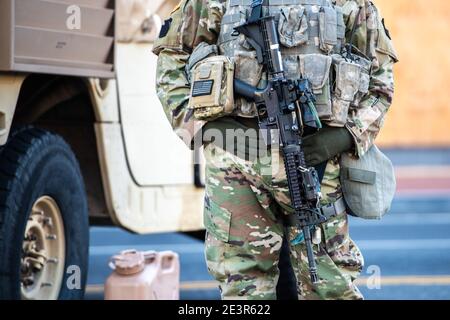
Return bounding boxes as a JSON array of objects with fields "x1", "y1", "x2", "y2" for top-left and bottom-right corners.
[{"x1": 159, "y1": 18, "x2": 173, "y2": 39}]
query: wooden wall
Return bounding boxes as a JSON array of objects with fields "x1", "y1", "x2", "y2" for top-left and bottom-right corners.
[{"x1": 375, "y1": 0, "x2": 450, "y2": 147}]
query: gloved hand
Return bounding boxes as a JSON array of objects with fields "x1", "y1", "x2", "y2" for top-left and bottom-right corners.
[
  {"x1": 302, "y1": 126, "x2": 354, "y2": 167},
  {"x1": 202, "y1": 117, "x2": 261, "y2": 159}
]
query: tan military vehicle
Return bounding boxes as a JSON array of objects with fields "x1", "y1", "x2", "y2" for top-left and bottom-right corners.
[{"x1": 0, "y1": 0, "x2": 204, "y2": 300}]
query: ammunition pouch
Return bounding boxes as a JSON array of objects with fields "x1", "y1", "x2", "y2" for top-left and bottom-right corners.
[
  {"x1": 188, "y1": 55, "x2": 235, "y2": 121},
  {"x1": 299, "y1": 54, "x2": 333, "y2": 121},
  {"x1": 318, "y1": 6, "x2": 338, "y2": 53},
  {"x1": 340, "y1": 145, "x2": 396, "y2": 220},
  {"x1": 329, "y1": 53, "x2": 372, "y2": 127},
  {"x1": 232, "y1": 40, "x2": 264, "y2": 117},
  {"x1": 330, "y1": 56, "x2": 361, "y2": 127},
  {"x1": 350, "y1": 51, "x2": 372, "y2": 108}
]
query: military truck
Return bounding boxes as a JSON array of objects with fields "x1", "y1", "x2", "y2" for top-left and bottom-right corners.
[{"x1": 0, "y1": 0, "x2": 204, "y2": 300}]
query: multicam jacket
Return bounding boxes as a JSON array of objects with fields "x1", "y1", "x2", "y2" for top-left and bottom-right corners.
[{"x1": 153, "y1": 0, "x2": 398, "y2": 157}]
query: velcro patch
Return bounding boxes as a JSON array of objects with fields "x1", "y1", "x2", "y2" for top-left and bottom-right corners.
[
  {"x1": 159, "y1": 18, "x2": 172, "y2": 39},
  {"x1": 344, "y1": 168, "x2": 377, "y2": 185},
  {"x1": 192, "y1": 80, "x2": 214, "y2": 97}
]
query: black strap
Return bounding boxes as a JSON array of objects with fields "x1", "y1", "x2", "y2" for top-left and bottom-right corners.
[{"x1": 281, "y1": 196, "x2": 345, "y2": 227}]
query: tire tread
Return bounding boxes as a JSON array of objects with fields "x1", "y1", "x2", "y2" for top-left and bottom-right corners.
[{"x1": 0, "y1": 127, "x2": 88, "y2": 299}]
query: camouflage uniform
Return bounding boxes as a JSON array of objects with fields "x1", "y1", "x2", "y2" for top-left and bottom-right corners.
[{"x1": 153, "y1": 0, "x2": 398, "y2": 300}]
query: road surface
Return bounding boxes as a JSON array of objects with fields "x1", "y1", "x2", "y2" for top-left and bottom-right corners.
[{"x1": 85, "y1": 149, "x2": 450, "y2": 300}]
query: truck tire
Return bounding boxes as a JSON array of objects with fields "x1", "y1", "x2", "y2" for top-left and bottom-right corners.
[{"x1": 0, "y1": 127, "x2": 89, "y2": 300}]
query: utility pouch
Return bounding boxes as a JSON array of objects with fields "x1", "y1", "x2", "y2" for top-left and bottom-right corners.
[
  {"x1": 351, "y1": 54, "x2": 372, "y2": 107},
  {"x1": 319, "y1": 7, "x2": 338, "y2": 53},
  {"x1": 340, "y1": 145, "x2": 396, "y2": 220},
  {"x1": 330, "y1": 55, "x2": 361, "y2": 126},
  {"x1": 188, "y1": 55, "x2": 235, "y2": 121},
  {"x1": 278, "y1": 6, "x2": 309, "y2": 48},
  {"x1": 300, "y1": 54, "x2": 333, "y2": 121},
  {"x1": 336, "y1": 6, "x2": 346, "y2": 44},
  {"x1": 232, "y1": 35, "x2": 264, "y2": 117},
  {"x1": 186, "y1": 42, "x2": 219, "y2": 82}
]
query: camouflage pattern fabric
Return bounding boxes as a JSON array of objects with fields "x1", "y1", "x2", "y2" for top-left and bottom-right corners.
[
  {"x1": 336, "y1": 0, "x2": 399, "y2": 157},
  {"x1": 153, "y1": 0, "x2": 398, "y2": 156},
  {"x1": 153, "y1": 0, "x2": 225, "y2": 146},
  {"x1": 153, "y1": 0, "x2": 397, "y2": 300},
  {"x1": 203, "y1": 142, "x2": 364, "y2": 300}
]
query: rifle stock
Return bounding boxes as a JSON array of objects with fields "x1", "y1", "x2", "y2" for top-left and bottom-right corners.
[{"x1": 234, "y1": 79, "x2": 261, "y2": 101}]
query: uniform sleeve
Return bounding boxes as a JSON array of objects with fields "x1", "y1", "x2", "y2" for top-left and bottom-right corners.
[
  {"x1": 152, "y1": 0, "x2": 224, "y2": 149},
  {"x1": 338, "y1": 0, "x2": 399, "y2": 157}
]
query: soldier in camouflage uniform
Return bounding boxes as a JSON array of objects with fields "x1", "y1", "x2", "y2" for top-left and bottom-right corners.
[{"x1": 153, "y1": 0, "x2": 398, "y2": 300}]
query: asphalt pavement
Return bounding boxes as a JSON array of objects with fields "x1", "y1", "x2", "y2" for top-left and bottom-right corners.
[{"x1": 85, "y1": 149, "x2": 450, "y2": 300}]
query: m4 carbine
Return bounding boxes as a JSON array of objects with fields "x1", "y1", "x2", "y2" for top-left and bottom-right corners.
[{"x1": 233, "y1": 1, "x2": 326, "y2": 284}]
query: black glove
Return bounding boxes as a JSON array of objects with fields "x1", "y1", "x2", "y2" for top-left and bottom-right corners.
[
  {"x1": 302, "y1": 126, "x2": 354, "y2": 167},
  {"x1": 201, "y1": 117, "x2": 260, "y2": 161}
]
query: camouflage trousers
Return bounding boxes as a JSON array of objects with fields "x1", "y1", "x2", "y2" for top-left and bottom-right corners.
[{"x1": 203, "y1": 142, "x2": 364, "y2": 300}]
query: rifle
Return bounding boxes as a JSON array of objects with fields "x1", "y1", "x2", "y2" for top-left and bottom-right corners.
[{"x1": 233, "y1": 0, "x2": 326, "y2": 284}]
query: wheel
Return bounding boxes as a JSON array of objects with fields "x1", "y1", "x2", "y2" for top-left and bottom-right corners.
[{"x1": 0, "y1": 127, "x2": 89, "y2": 300}]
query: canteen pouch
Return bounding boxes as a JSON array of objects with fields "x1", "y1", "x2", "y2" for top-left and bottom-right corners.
[
  {"x1": 188, "y1": 55, "x2": 235, "y2": 121},
  {"x1": 300, "y1": 54, "x2": 333, "y2": 121},
  {"x1": 278, "y1": 6, "x2": 309, "y2": 48},
  {"x1": 340, "y1": 145, "x2": 396, "y2": 220}
]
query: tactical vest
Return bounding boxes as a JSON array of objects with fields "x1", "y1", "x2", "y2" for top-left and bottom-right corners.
[{"x1": 216, "y1": 0, "x2": 369, "y2": 127}]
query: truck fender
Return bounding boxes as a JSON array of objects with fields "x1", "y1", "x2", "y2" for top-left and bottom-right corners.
[{"x1": 0, "y1": 73, "x2": 27, "y2": 145}]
